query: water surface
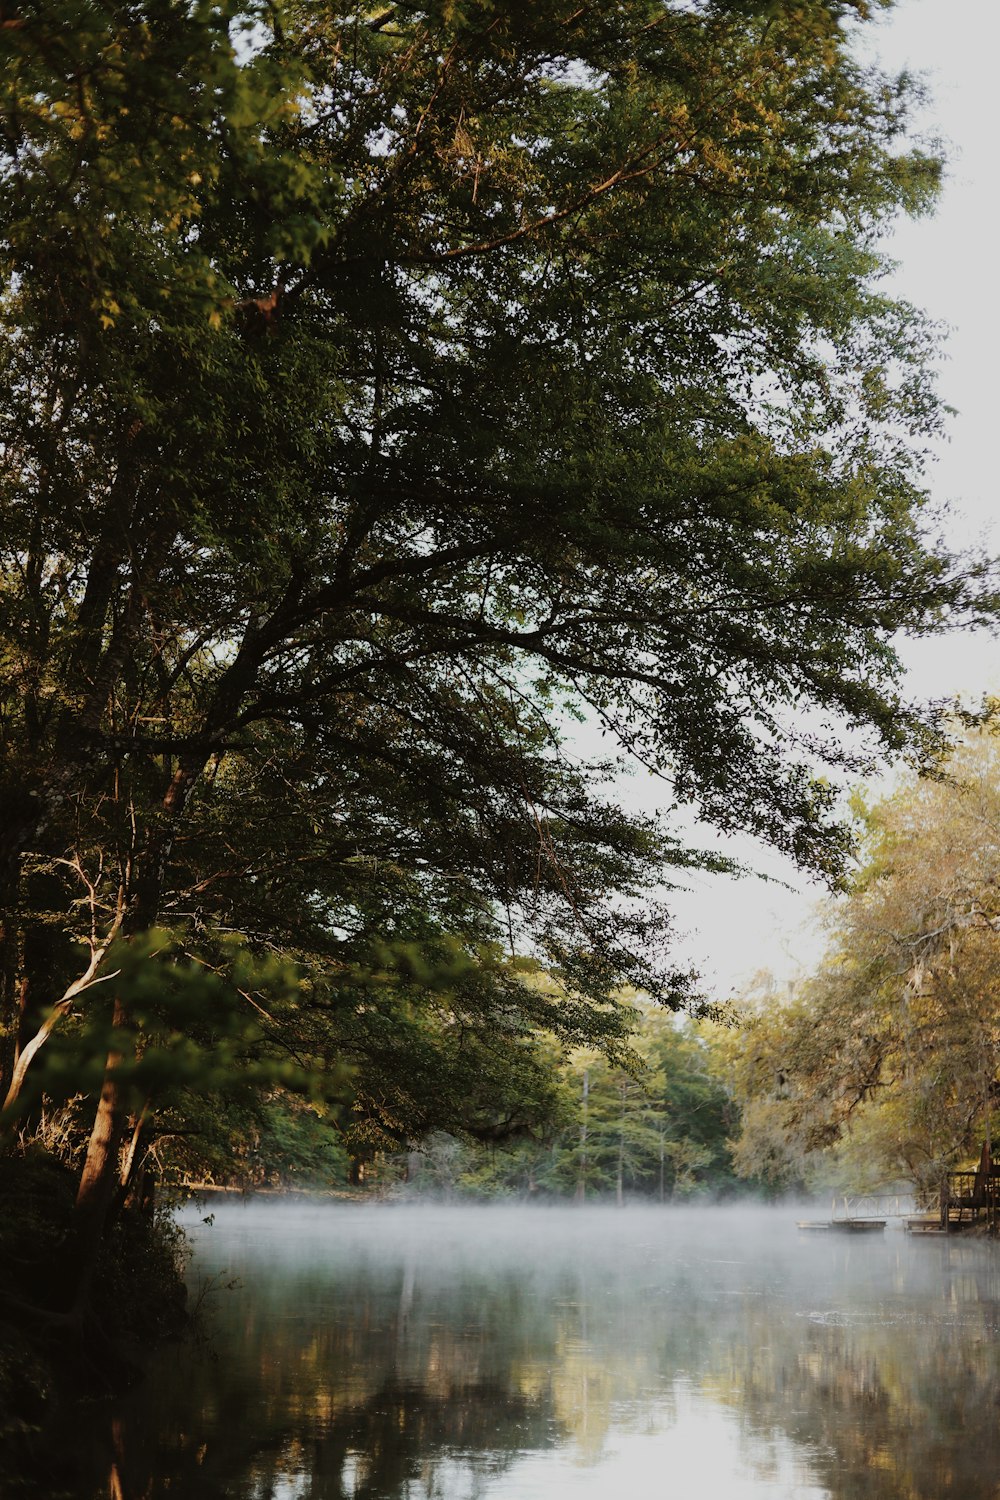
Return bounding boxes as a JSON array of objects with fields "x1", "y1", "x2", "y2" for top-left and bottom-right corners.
[{"x1": 81, "y1": 1203, "x2": 1000, "y2": 1497}]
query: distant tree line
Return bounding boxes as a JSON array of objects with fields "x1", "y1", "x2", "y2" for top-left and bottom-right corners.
[{"x1": 404, "y1": 1012, "x2": 743, "y2": 1201}]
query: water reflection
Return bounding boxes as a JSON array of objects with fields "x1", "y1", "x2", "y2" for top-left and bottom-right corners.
[{"x1": 57, "y1": 1205, "x2": 1000, "y2": 1498}]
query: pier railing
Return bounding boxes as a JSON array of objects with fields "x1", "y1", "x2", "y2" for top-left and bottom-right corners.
[
  {"x1": 831, "y1": 1193, "x2": 919, "y2": 1221},
  {"x1": 830, "y1": 1163, "x2": 1000, "y2": 1235}
]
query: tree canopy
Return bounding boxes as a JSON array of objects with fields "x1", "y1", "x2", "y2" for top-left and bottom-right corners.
[
  {"x1": 0, "y1": 0, "x2": 992, "y2": 1251},
  {"x1": 730, "y1": 723, "x2": 1000, "y2": 1195}
]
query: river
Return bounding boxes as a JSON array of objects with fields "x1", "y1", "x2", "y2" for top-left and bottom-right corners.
[{"x1": 54, "y1": 1202, "x2": 1000, "y2": 1498}]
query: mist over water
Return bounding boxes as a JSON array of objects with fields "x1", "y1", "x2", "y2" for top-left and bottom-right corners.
[{"x1": 75, "y1": 1202, "x2": 1000, "y2": 1498}]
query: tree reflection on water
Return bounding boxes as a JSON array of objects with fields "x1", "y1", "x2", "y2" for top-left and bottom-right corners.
[{"x1": 45, "y1": 1205, "x2": 1000, "y2": 1499}]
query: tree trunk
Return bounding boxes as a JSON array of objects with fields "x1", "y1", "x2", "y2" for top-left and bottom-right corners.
[
  {"x1": 0, "y1": 867, "x2": 26, "y2": 1097},
  {"x1": 616, "y1": 1079, "x2": 625, "y2": 1209},
  {"x1": 113, "y1": 1101, "x2": 155, "y2": 1221},
  {"x1": 73, "y1": 999, "x2": 128, "y2": 1306},
  {"x1": 575, "y1": 1068, "x2": 589, "y2": 1203}
]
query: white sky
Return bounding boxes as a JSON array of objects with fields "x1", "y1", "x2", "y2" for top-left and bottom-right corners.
[{"x1": 647, "y1": 0, "x2": 1000, "y2": 1000}]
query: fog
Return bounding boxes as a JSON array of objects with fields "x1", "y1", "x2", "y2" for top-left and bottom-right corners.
[
  {"x1": 92, "y1": 1198, "x2": 996, "y2": 1500},
  {"x1": 176, "y1": 1196, "x2": 956, "y2": 1302}
]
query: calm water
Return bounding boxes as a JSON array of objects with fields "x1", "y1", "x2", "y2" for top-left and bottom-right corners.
[{"x1": 63, "y1": 1203, "x2": 1000, "y2": 1498}]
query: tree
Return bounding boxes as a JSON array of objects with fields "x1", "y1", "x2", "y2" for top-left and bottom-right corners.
[
  {"x1": 0, "y1": 0, "x2": 991, "y2": 1274},
  {"x1": 405, "y1": 1008, "x2": 742, "y2": 1201},
  {"x1": 730, "y1": 723, "x2": 1000, "y2": 1195}
]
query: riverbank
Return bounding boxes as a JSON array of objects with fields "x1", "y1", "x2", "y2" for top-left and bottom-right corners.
[{"x1": 0, "y1": 1150, "x2": 188, "y2": 1493}]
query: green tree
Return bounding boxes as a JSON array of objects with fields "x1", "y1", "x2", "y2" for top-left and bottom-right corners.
[
  {"x1": 554, "y1": 1021, "x2": 736, "y2": 1203},
  {"x1": 0, "y1": 0, "x2": 991, "y2": 1279},
  {"x1": 643, "y1": 1016, "x2": 740, "y2": 1197},
  {"x1": 404, "y1": 1008, "x2": 740, "y2": 1201}
]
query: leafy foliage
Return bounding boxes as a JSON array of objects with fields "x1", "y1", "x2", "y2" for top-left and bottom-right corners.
[
  {"x1": 729, "y1": 723, "x2": 1000, "y2": 1194},
  {"x1": 0, "y1": 1, "x2": 992, "y2": 1239},
  {"x1": 404, "y1": 1009, "x2": 741, "y2": 1201}
]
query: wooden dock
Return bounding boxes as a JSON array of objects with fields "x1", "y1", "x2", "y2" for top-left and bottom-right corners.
[
  {"x1": 904, "y1": 1144, "x2": 1000, "y2": 1235},
  {"x1": 797, "y1": 1219, "x2": 886, "y2": 1234},
  {"x1": 905, "y1": 1217, "x2": 948, "y2": 1237}
]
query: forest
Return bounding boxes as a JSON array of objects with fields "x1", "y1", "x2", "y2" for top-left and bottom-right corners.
[{"x1": 1, "y1": 0, "x2": 997, "y2": 1466}]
